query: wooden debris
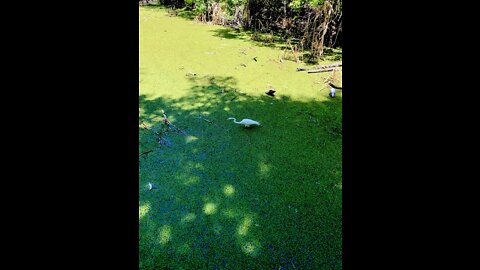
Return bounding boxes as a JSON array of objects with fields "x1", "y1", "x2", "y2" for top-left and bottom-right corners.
[
  {"x1": 317, "y1": 62, "x2": 342, "y2": 69},
  {"x1": 201, "y1": 117, "x2": 212, "y2": 123},
  {"x1": 162, "y1": 110, "x2": 187, "y2": 136},
  {"x1": 139, "y1": 150, "x2": 153, "y2": 157},
  {"x1": 297, "y1": 62, "x2": 342, "y2": 72},
  {"x1": 140, "y1": 121, "x2": 149, "y2": 130},
  {"x1": 307, "y1": 67, "x2": 342, "y2": 73}
]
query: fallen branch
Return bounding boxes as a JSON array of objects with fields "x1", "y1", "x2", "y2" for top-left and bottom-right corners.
[
  {"x1": 139, "y1": 150, "x2": 153, "y2": 157},
  {"x1": 162, "y1": 109, "x2": 187, "y2": 136},
  {"x1": 308, "y1": 67, "x2": 342, "y2": 73},
  {"x1": 197, "y1": 115, "x2": 227, "y2": 130},
  {"x1": 167, "y1": 123, "x2": 187, "y2": 136},
  {"x1": 297, "y1": 62, "x2": 342, "y2": 72},
  {"x1": 140, "y1": 121, "x2": 150, "y2": 130},
  {"x1": 198, "y1": 114, "x2": 214, "y2": 124},
  {"x1": 315, "y1": 62, "x2": 342, "y2": 69}
]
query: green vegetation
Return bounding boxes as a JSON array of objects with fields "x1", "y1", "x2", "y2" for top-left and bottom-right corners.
[
  {"x1": 143, "y1": 0, "x2": 342, "y2": 60},
  {"x1": 140, "y1": 6, "x2": 342, "y2": 269}
]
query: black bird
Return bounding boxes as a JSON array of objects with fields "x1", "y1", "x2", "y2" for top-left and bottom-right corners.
[
  {"x1": 265, "y1": 89, "x2": 276, "y2": 97},
  {"x1": 329, "y1": 82, "x2": 342, "y2": 89}
]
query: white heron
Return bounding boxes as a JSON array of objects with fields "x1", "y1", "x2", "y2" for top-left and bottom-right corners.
[{"x1": 227, "y1": 117, "x2": 261, "y2": 127}]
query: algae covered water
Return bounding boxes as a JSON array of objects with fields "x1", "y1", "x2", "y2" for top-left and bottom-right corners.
[{"x1": 140, "y1": 6, "x2": 342, "y2": 269}]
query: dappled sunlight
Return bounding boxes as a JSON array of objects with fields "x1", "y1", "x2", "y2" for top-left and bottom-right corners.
[
  {"x1": 237, "y1": 215, "x2": 253, "y2": 236},
  {"x1": 139, "y1": 203, "x2": 150, "y2": 220},
  {"x1": 185, "y1": 135, "x2": 198, "y2": 143},
  {"x1": 203, "y1": 202, "x2": 218, "y2": 215},
  {"x1": 140, "y1": 83, "x2": 342, "y2": 267},
  {"x1": 167, "y1": 115, "x2": 176, "y2": 122},
  {"x1": 258, "y1": 162, "x2": 271, "y2": 177},
  {"x1": 193, "y1": 163, "x2": 205, "y2": 169},
  {"x1": 240, "y1": 239, "x2": 262, "y2": 257},
  {"x1": 222, "y1": 208, "x2": 239, "y2": 219},
  {"x1": 223, "y1": 184, "x2": 235, "y2": 197},
  {"x1": 159, "y1": 225, "x2": 172, "y2": 245},
  {"x1": 181, "y1": 213, "x2": 197, "y2": 223},
  {"x1": 183, "y1": 175, "x2": 200, "y2": 186},
  {"x1": 176, "y1": 243, "x2": 191, "y2": 255},
  {"x1": 168, "y1": 161, "x2": 206, "y2": 186},
  {"x1": 140, "y1": 6, "x2": 342, "y2": 268}
]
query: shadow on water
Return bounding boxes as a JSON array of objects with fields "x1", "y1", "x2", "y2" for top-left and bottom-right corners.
[
  {"x1": 322, "y1": 47, "x2": 343, "y2": 62},
  {"x1": 141, "y1": 4, "x2": 197, "y2": 20},
  {"x1": 209, "y1": 28, "x2": 342, "y2": 65},
  {"x1": 210, "y1": 28, "x2": 244, "y2": 40},
  {"x1": 139, "y1": 75, "x2": 342, "y2": 269},
  {"x1": 209, "y1": 28, "x2": 286, "y2": 49}
]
